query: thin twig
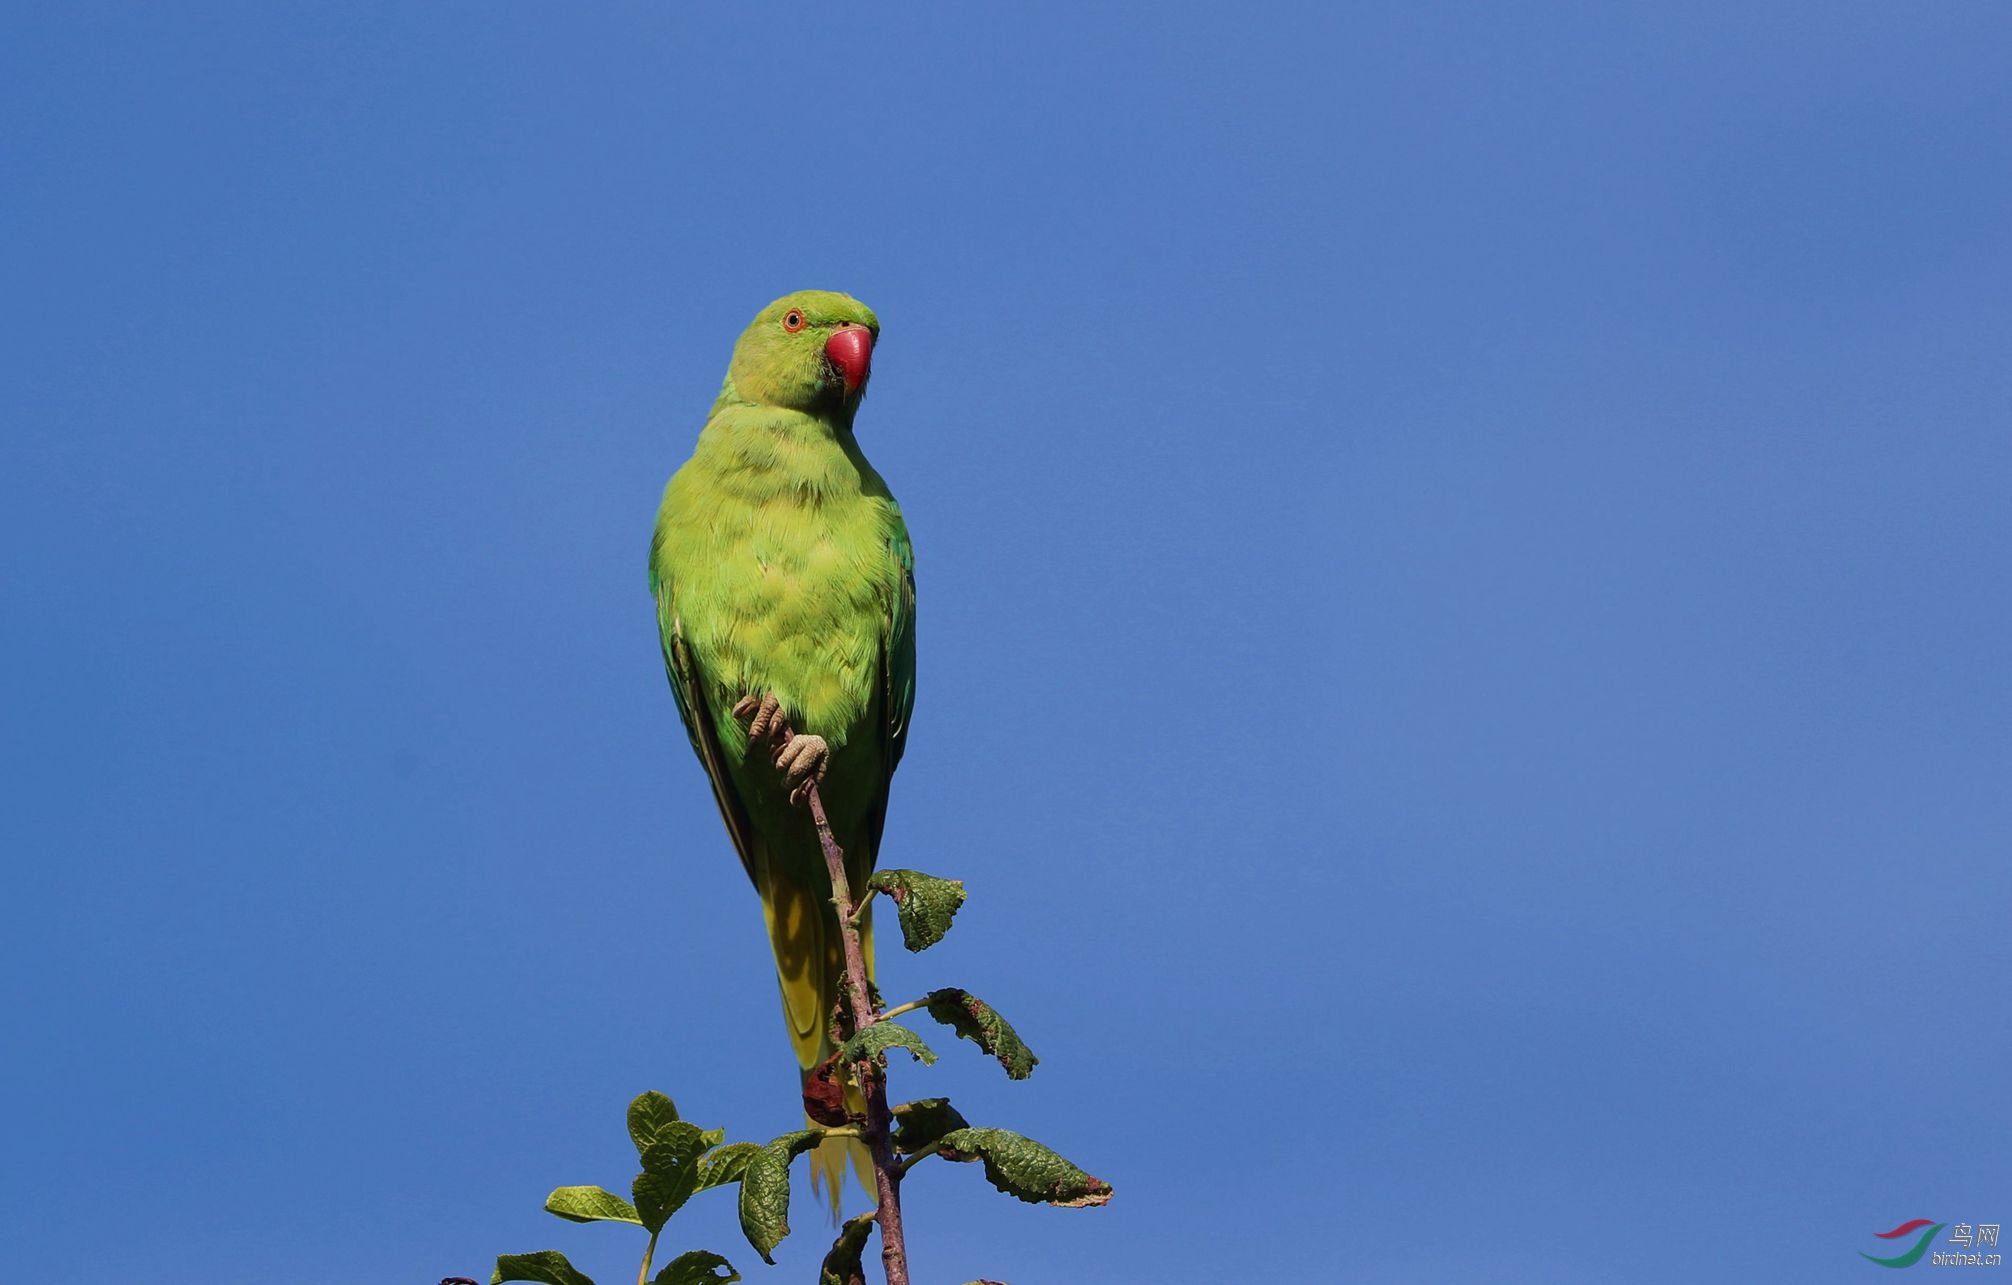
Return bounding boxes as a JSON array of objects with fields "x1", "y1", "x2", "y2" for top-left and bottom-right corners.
[
  {"x1": 802, "y1": 777, "x2": 911, "y2": 1285},
  {"x1": 635, "y1": 1228, "x2": 658, "y2": 1285},
  {"x1": 846, "y1": 885, "x2": 878, "y2": 927},
  {"x1": 895, "y1": 1146, "x2": 941, "y2": 1179}
]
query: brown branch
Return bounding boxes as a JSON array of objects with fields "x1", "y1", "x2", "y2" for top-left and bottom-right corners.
[
  {"x1": 802, "y1": 778, "x2": 910, "y2": 1285},
  {"x1": 744, "y1": 702, "x2": 909, "y2": 1285}
]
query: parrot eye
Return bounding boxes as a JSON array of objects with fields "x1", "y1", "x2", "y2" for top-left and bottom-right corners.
[{"x1": 782, "y1": 309, "x2": 806, "y2": 333}]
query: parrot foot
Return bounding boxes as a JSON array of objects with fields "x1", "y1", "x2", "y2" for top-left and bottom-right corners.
[
  {"x1": 774, "y1": 733, "x2": 829, "y2": 804},
  {"x1": 733, "y1": 692, "x2": 788, "y2": 746},
  {"x1": 732, "y1": 692, "x2": 830, "y2": 804}
]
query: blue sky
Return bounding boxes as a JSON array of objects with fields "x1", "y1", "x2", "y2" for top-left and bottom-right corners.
[{"x1": 3, "y1": 5, "x2": 2008, "y2": 1282}]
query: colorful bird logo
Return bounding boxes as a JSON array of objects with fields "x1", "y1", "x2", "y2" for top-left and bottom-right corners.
[{"x1": 1861, "y1": 1219, "x2": 1946, "y2": 1268}]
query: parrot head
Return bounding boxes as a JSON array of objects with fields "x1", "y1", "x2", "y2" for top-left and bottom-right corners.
[{"x1": 728, "y1": 290, "x2": 880, "y2": 415}]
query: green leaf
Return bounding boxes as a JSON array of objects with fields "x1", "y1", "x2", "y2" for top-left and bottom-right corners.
[
  {"x1": 633, "y1": 1120, "x2": 709, "y2": 1233},
  {"x1": 633, "y1": 1171, "x2": 697, "y2": 1235},
  {"x1": 818, "y1": 1213, "x2": 877, "y2": 1285},
  {"x1": 493, "y1": 1250, "x2": 597, "y2": 1285},
  {"x1": 698, "y1": 1126, "x2": 727, "y2": 1150},
  {"x1": 640, "y1": 1121, "x2": 710, "y2": 1174},
  {"x1": 891, "y1": 1098, "x2": 970, "y2": 1156},
  {"x1": 865, "y1": 869, "x2": 965, "y2": 951},
  {"x1": 653, "y1": 1249, "x2": 740, "y2": 1285},
  {"x1": 543, "y1": 1185, "x2": 642, "y2": 1226},
  {"x1": 837, "y1": 1020, "x2": 936, "y2": 1069},
  {"x1": 922, "y1": 989, "x2": 1039, "y2": 1079},
  {"x1": 628, "y1": 1091, "x2": 682, "y2": 1156},
  {"x1": 736, "y1": 1129, "x2": 819, "y2": 1263},
  {"x1": 933, "y1": 1128, "x2": 1113, "y2": 1208},
  {"x1": 698, "y1": 1141, "x2": 762, "y2": 1191}
]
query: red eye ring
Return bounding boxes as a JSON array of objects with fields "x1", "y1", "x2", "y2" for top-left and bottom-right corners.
[{"x1": 782, "y1": 309, "x2": 806, "y2": 333}]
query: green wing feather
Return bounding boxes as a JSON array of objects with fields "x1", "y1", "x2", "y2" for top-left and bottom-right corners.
[
  {"x1": 886, "y1": 519, "x2": 918, "y2": 768},
  {"x1": 869, "y1": 520, "x2": 917, "y2": 858},
  {"x1": 650, "y1": 564, "x2": 756, "y2": 883}
]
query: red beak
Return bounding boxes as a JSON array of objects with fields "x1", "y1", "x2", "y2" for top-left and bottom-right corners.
[{"x1": 825, "y1": 325, "x2": 873, "y2": 396}]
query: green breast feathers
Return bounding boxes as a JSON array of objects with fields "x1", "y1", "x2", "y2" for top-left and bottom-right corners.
[{"x1": 651, "y1": 400, "x2": 912, "y2": 756}]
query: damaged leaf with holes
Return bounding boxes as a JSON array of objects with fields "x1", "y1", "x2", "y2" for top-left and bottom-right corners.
[
  {"x1": 933, "y1": 1128, "x2": 1114, "y2": 1207},
  {"x1": 866, "y1": 868, "x2": 966, "y2": 951},
  {"x1": 652, "y1": 1249, "x2": 740, "y2": 1285},
  {"x1": 495, "y1": 1094, "x2": 747, "y2": 1285},
  {"x1": 634, "y1": 1120, "x2": 710, "y2": 1232},
  {"x1": 922, "y1": 988, "x2": 1038, "y2": 1079}
]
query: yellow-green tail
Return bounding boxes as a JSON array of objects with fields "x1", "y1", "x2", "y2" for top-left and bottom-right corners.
[{"x1": 757, "y1": 858, "x2": 877, "y2": 1216}]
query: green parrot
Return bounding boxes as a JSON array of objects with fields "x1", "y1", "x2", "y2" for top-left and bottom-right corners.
[{"x1": 648, "y1": 290, "x2": 915, "y2": 1206}]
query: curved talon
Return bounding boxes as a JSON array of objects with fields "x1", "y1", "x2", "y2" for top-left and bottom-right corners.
[
  {"x1": 775, "y1": 733, "x2": 830, "y2": 804},
  {"x1": 732, "y1": 692, "x2": 828, "y2": 803},
  {"x1": 732, "y1": 692, "x2": 787, "y2": 750}
]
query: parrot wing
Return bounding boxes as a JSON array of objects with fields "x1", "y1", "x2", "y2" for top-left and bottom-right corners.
[
  {"x1": 867, "y1": 520, "x2": 917, "y2": 860},
  {"x1": 652, "y1": 567, "x2": 757, "y2": 884},
  {"x1": 653, "y1": 557, "x2": 829, "y2": 1072}
]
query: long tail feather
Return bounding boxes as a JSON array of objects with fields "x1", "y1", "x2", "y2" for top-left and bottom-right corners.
[{"x1": 759, "y1": 853, "x2": 877, "y2": 1216}]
